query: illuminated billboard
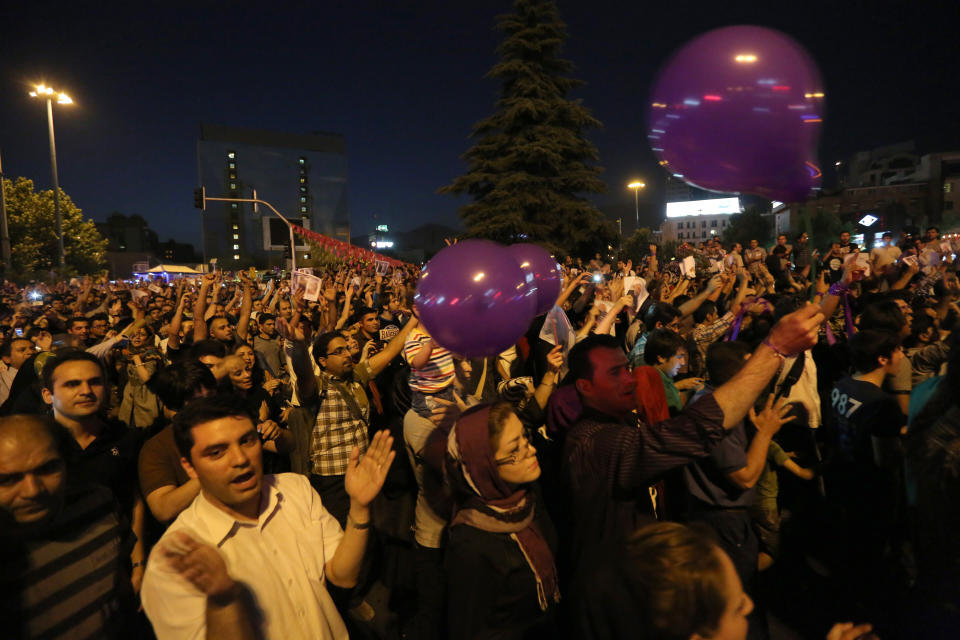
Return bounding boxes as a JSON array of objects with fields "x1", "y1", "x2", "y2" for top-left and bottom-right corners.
[{"x1": 666, "y1": 197, "x2": 742, "y2": 218}]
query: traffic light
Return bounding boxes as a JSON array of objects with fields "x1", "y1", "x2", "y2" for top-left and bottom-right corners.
[{"x1": 193, "y1": 187, "x2": 206, "y2": 210}]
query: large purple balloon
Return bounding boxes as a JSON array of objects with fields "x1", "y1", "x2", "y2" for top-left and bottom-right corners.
[
  {"x1": 649, "y1": 26, "x2": 824, "y2": 202},
  {"x1": 507, "y1": 243, "x2": 562, "y2": 316},
  {"x1": 415, "y1": 240, "x2": 537, "y2": 357}
]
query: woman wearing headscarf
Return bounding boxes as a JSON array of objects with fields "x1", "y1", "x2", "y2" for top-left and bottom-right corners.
[{"x1": 444, "y1": 402, "x2": 560, "y2": 639}]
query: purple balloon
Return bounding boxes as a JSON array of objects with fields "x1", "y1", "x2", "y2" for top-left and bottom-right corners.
[
  {"x1": 649, "y1": 26, "x2": 824, "y2": 202},
  {"x1": 507, "y1": 243, "x2": 562, "y2": 316},
  {"x1": 415, "y1": 240, "x2": 537, "y2": 357}
]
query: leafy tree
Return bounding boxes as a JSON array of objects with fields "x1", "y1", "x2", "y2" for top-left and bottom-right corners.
[
  {"x1": 2, "y1": 177, "x2": 107, "y2": 278},
  {"x1": 439, "y1": 0, "x2": 613, "y2": 257},
  {"x1": 621, "y1": 227, "x2": 653, "y2": 263},
  {"x1": 721, "y1": 205, "x2": 773, "y2": 248}
]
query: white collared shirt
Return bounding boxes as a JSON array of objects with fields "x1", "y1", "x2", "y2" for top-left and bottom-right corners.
[
  {"x1": 0, "y1": 361, "x2": 17, "y2": 407},
  {"x1": 142, "y1": 473, "x2": 347, "y2": 640}
]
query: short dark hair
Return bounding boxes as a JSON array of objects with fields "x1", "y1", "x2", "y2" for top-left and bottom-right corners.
[
  {"x1": 41, "y1": 349, "x2": 106, "y2": 391},
  {"x1": 643, "y1": 329, "x2": 685, "y2": 366},
  {"x1": 189, "y1": 339, "x2": 227, "y2": 361},
  {"x1": 1, "y1": 337, "x2": 33, "y2": 359},
  {"x1": 848, "y1": 330, "x2": 901, "y2": 373},
  {"x1": 860, "y1": 299, "x2": 906, "y2": 334},
  {"x1": 568, "y1": 334, "x2": 622, "y2": 383},
  {"x1": 89, "y1": 313, "x2": 109, "y2": 325},
  {"x1": 312, "y1": 331, "x2": 345, "y2": 368},
  {"x1": 772, "y1": 245, "x2": 787, "y2": 256},
  {"x1": 706, "y1": 341, "x2": 751, "y2": 386},
  {"x1": 258, "y1": 312, "x2": 276, "y2": 324},
  {"x1": 581, "y1": 522, "x2": 728, "y2": 640},
  {"x1": 693, "y1": 301, "x2": 718, "y2": 325},
  {"x1": 65, "y1": 317, "x2": 89, "y2": 331},
  {"x1": 206, "y1": 315, "x2": 231, "y2": 331},
  {"x1": 148, "y1": 361, "x2": 217, "y2": 412},
  {"x1": 644, "y1": 303, "x2": 680, "y2": 332},
  {"x1": 354, "y1": 306, "x2": 377, "y2": 321},
  {"x1": 172, "y1": 394, "x2": 256, "y2": 460}
]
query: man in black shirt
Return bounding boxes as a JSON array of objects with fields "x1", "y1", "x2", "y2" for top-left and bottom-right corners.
[
  {"x1": 827, "y1": 329, "x2": 906, "y2": 620},
  {"x1": 40, "y1": 350, "x2": 146, "y2": 595},
  {"x1": 830, "y1": 331, "x2": 905, "y2": 467}
]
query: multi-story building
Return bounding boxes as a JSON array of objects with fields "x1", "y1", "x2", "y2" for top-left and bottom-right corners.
[
  {"x1": 96, "y1": 213, "x2": 159, "y2": 254},
  {"x1": 659, "y1": 197, "x2": 743, "y2": 244},
  {"x1": 776, "y1": 149, "x2": 960, "y2": 243},
  {"x1": 197, "y1": 124, "x2": 349, "y2": 268}
]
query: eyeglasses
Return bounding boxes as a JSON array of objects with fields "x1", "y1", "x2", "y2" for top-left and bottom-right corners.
[
  {"x1": 326, "y1": 346, "x2": 351, "y2": 357},
  {"x1": 494, "y1": 434, "x2": 535, "y2": 466}
]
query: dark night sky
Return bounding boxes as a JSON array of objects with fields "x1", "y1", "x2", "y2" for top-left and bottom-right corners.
[{"x1": 2, "y1": 1, "x2": 957, "y2": 248}]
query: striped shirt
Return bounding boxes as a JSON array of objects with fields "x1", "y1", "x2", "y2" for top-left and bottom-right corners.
[
  {"x1": 403, "y1": 329, "x2": 455, "y2": 393},
  {"x1": 0, "y1": 485, "x2": 131, "y2": 640}
]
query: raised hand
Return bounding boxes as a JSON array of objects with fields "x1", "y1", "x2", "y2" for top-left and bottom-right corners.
[
  {"x1": 344, "y1": 430, "x2": 396, "y2": 508},
  {"x1": 766, "y1": 303, "x2": 824, "y2": 356},
  {"x1": 748, "y1": 396, "x2": 792, "y2": 436},
  {"x1": 545, "y1": 344, "x2": 563, "y2": 373},
  {"x1": 161, "y1": 531, "x2": 236, "y2": 599}
]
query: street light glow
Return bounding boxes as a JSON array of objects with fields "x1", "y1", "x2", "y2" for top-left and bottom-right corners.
[
  {"x1": 627, "y1": 181, "x2": 645, "y2": 189},
  {"x1": 735, "y1": 54, "x2": 758, "y2": 63},
  {"x1": 30, "y1": 85, "x2": 73, "y2": 106}
]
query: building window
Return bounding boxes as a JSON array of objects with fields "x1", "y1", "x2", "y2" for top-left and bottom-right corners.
[
  {"x1": 228, "y1": 151, "x2": 235, "y2": 159},
  {"x1": 232, "y1": 224, "x2": 239, "y2": 230},
  {"x1": 304, "y1": 254, "x2": 310, "y2": 259},
  {"x1": 233, "y1": 234, "x2": 239, "y2": 240},
  {"x1": 300, "y1": 196, "x2": 307, "y2": 203},
  {"x1": 711, "y1": 220, "x2": 717, "y2": 227},
  {"x1": 300, "y1": 176, "x2": 306, "y2": 184},
  {"x1": 229, "y1": 173, "x2": 236, "y2": 180},
  {"x1": 233, "y1": 244, "x2": 239, "y2": 250},
  {"x1": 228, "y1": 162, "x2": 236, "y2": 170},
  {"x1": 230, "y1": 183, "x2": 236, "y2": 190},
  {"x1": 946, "y1": 182, "x2": 954, "y2": 193},
  {"x1": 298, "y1": 157, "x2": 306, "y2": 165},
  {"x1": 233, "y1": 254, "x2": 240, "y2": 260},
  {"x1": 231, "y1": 203, "x2": 238, "y2": 209},
  {"x1": 701, "y1": 220, "x2": 706, "y2": 228},
  {"x1": 300, "y1": 206, "x2": 307, "y2": 213},
  {"x1": 300, "y1": 186, "x2": 307, "y2": 193}
]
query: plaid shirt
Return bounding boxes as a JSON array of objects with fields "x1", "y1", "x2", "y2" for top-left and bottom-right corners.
[
  {"x1": 310, "y1": 361, "x2": 374, "y2": 476},
  {"x1": 692, "y1": 311, "x2": 735, "y2": 361}
]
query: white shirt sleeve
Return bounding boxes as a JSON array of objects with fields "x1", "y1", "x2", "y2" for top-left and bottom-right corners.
[{"x1": 141, "y1": 542, "x2": 208, "y2": 640}]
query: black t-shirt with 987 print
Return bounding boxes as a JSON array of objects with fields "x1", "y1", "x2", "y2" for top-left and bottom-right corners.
[{"x1": 830, "y1": 376, "x2": 904, "y2": 466}]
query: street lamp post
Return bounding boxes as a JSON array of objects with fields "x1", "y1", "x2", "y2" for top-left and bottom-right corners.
[
  {"x1": 29, "y1": 85, "x2": 73, "y2": 269},
  {"x1": 627, "y1": 180, "x2": 645, "y2": 231},
  {"x1": 0, "y1": 147, "x2": 12, "y2": 272}
]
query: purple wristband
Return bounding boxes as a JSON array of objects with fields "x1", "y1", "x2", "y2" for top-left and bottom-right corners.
[
  {"x1": 762, "y1": 338, "x2": 789, "y2": 359},
  {"x1": 828, "y1": 282, "x2": 850, "y2": 296}
]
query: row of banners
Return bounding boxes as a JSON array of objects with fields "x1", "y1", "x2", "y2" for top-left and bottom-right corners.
[{"x1": 291, "y1": 224, "x2": 407, "y2": 268}]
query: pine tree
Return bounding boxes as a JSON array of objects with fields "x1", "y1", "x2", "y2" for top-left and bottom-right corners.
[{"x1": 439, "y1": 0, "x2": 613, "y2": 257}]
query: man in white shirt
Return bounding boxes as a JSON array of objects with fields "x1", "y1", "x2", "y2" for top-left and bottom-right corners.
[
  {"x1": 0, "y1": 337, "x2": 35, "y2": 407},
  {"x1": 869, "y1": 232, "x2": 901, "y2": 279},
  {"x1": 141, "y1": 395, "x2": 395, "y2": 640}
]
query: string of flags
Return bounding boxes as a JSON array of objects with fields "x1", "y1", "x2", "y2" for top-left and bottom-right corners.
[{"x1": 291, "y1": 224, "x2": 407, "y2": 268}]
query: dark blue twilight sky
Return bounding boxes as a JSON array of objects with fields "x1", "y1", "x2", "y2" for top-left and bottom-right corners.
[{"x1": 2, "y1": 1, "x2": 956, "y2": 248}]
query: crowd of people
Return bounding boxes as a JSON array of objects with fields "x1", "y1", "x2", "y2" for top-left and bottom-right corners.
[{"x1": 0, "y1": 225, "x2": 958, "y2": 639}]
